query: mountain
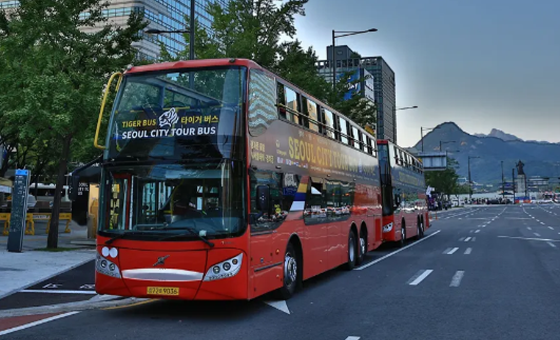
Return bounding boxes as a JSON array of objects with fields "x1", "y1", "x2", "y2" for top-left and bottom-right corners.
[
  {"x1": 412, "y1": 122, "x2": 560, "y2": 184},
  {"x1": 474, "y1": 128, "x2": 522, "y2": 141}
]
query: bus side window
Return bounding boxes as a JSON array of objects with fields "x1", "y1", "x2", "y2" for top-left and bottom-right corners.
[
  {"x1": 339, "y1": 117, "x2": 349, "y2": 144},
  {"x1": 249, "y1": 170, "x2": 296, "y2": 232},
  {"x1": 285, "y1": 86, "x2": 300, "y2": 125},
  {"x1": 304, "y1": 178, "x2": 326, "y2": 225},
  {"x1": 301, "y1": 97, "x2": 310, "y2": 129},
  {"x1": 323, "y1": 109, "x2": 336, "y2": 139},
  {"x1": 248, "y1": 69, "x2": 277, "y2": 137},
  {"x1": 277, "y1": 83, "x2": 287, "y2": 120},
  {"x1": 306, "y1": 99, "x2": 319, "y2": 132}
]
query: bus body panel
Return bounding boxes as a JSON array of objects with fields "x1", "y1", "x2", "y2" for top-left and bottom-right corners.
[{"x1": 96, "y1": 58, "x2": 383, "y2": 301}]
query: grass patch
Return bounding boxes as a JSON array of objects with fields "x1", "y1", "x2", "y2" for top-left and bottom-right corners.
[{"x1": 34, "y1": 247, "x2": 78, "y2": 252}]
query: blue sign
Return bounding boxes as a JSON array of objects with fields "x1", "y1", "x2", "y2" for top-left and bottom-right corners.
[{"x1": 337, "y1": 70, "x2": 361, "y2": 101}]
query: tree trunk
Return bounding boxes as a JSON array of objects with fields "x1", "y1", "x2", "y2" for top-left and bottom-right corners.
[{"x1": 47, "y1": 135, "x2": 72, "y2": 249}]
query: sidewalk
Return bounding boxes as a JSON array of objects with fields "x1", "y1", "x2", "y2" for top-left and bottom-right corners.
[{"x1": 0, "y1": 222, "x2": 96, "y2": 300}]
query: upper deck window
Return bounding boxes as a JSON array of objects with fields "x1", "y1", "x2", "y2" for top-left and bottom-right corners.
[
  {"x1": 323, "y1": 109, "x2": 335, "y2": 139},
  {"x1": 339, "y1": 117, "x2": 349, "y2": 144}
]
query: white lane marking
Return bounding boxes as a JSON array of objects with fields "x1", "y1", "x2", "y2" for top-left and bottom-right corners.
[
  {"x1": 475, "y1": 230, "x2": 480, "y2": 233},
  {"x1": 532, "y1": 217, "x2": 535, "y2": 219},
  {"x1": 498, "y1": 235, "x2": 560, "y2": 242},
  {"x1": 442, "y1": 248, "x2": 452, "y2": 254},
  {"x1": 355, "y1": 231, "x2": 441, "y2": 271},
  {"x1": 20, "y1": 290, "x2": 97, "y2": 294},
  {"x1": 464, "y1": 247, "x2": 472, "y2": 254},
  {"x1": 469, "y1": 230, "x2": 474, "y2": 233},
  {"x1": 527, "y1": 227, "x2": 532, "y2": 230},
  {"x1": 547, "y1": 242, "x2": 557, "y2": 248},
  {"x1": 458, "y1": 218, "x2": 462, "y2": 220},
  {"x1": 408, "y1": 269, "x2": 434, "y2": 286},
  {"x1": 464, "y1": 237, "x2": 471, "y2": 242},
  {"x1": 447, "y1": 247, "x2": 459, "y2": 255},
  {"x1": 549, "y1": 227, "x2": 554, "y2": 230},
  {"x1": 534, "y1": 233, "x2": 541, "y2": 237},
  {"x1": 0, "y1": 312, "x2": 80, "y2": 336},
  {"x1": 345, "y1": 337, "x2": 360, "y2": 340},
  {"x1": 450, "y1": 271, "x2": 465, "y2": 287},
  {"x1": 264, "y1": 300, "x2": 291, "y2": 314},
  {"x1": 459, "y1": 237, "x2": 465, "y2": 241},
  {"x1": 540, "y1": 222, "x2": 546, "y2": 225}
]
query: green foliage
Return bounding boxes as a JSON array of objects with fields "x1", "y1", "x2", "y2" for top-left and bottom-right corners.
[
  {"x1": 425, "y1": 157, "x2": 461, "y2": 195},
  {"x1": 0, "y1": 0, "x2": 148, "y2": 247}
]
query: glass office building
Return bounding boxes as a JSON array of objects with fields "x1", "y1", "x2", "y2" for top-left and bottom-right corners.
[
  {"x1": 316, "y1": 46, "x2": 397, "y2": 143},
  {"x1": 0, "y1": 0, "x2": 230, "y2": 60}
]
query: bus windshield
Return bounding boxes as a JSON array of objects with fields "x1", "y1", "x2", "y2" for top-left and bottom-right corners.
[
  {"x1": 99, "y1": 160, "x2": 245, "y2": 239},
  {"x1": 108, "y1": 66, "x2": 246, "y2": 161}
]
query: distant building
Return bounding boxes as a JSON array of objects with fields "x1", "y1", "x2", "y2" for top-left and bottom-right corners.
[
  {"x1": 315, "y1": 46, "x2": 397, "y2": 142},
  {"x1": 0, "y1": 0, "x2": 229, "y2": 60}
]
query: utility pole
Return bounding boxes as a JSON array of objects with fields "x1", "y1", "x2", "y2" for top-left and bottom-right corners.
[
  {"x1": 421, "y1": 127, "x2": 424, "y2": 152},
  {"x1": 468, "y1": 156, "x2": 480, "y2": 202},
  {"x1": 501, "y1": 161, "x2": 505, "y2": 201},
  {"x1": 512, "y1": 168, "x2": 516, "y2": 204}
]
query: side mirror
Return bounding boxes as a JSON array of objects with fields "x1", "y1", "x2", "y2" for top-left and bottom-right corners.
[
  {"x1": 69, "y1": 175, "x2": 80, "y2": 201},
  {"x1": 256, "y1": 185, "x2": 270, "y2": 213}
]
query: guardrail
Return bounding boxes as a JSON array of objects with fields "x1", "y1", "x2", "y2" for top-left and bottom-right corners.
[{"x1": 1, "y1": 212, "x2": 72, "y2": 236}]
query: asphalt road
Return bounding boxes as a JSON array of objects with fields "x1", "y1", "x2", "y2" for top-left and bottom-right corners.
[
  {"x1": 4, "y1": 204, "x2": 560, "y2": 340},
  {"x1": 0, "y1": 262, "x2": 96, "y2": 311}
]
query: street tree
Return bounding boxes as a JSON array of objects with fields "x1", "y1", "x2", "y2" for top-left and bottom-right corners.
[
  {"x1": 425, "y1": 157, "x2": 460, "y2": 196},
  {"x1": 0, "y1": 0, "x2": 147, "y2": 248}
]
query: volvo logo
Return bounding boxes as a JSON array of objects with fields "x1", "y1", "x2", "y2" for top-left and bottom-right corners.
[{"x1": 153, "y1": 255, "x2": 170, "y2": 267}]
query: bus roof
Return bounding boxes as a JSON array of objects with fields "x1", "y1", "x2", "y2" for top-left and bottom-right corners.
[{"x1": 126, "y1": 58, "x2": 261, "y2": 75}]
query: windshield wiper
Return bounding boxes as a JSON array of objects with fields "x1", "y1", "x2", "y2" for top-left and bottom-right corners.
[
  {"x1": 158, "y1": 227, "x2": 215, "y2": 247},
  {"x1": 105, "y1": 231, "x2": 135, "y2": 245}
]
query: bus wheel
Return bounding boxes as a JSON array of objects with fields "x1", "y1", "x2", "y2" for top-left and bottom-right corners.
[
  {"x1": 357, "y1": 230, "x2": 367, "y2": 265},
  {"x1": 279, "y1": 243, "x2": 298, "y2": 300},
  {"x1": 398, "y1": 221, "x2": 406, "y2": 248},
  {"x1": 416, "y1": 220, "x2": 424, "y2": 240},
  {"x1": 346, "y1": 231, "x2": 358, "y2": 270}
]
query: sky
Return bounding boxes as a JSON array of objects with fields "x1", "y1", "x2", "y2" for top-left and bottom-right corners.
[{"x1": 291, "y1": 0, "x2": 560, "y2": 147}]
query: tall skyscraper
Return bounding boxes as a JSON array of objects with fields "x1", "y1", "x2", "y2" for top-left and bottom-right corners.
[
  {"x1": 0, "y1": 0, "x2": 229, "y2": 60},
  {"x1": 316, "y1": 45, "x2": 397, "y2": 143}
]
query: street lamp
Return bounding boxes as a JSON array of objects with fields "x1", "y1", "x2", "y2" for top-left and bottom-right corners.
[
  {"x1": 439, "y1": 140, "x2": 456, "y2": 151},
  {"x1": 332, "y1": 28, "x2": 378, "y2": 90},
  {"x1": 396, "y1": 106, "x2": 418, "y2": 111},
  {"x1": 420, "y1": 126, "x2": 434, "y2": 152},
  {"x1": 468, "y1": 156, "x2": 480, "y2": 202}
]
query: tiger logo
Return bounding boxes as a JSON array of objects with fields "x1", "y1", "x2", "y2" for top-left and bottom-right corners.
[{"x1": 159, "y1": 107, "x2": 179, "y2": 128}]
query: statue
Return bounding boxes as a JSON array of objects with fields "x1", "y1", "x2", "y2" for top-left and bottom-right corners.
[{"x1": 516, "y1": 160, "x2": 525, "y2": 176}]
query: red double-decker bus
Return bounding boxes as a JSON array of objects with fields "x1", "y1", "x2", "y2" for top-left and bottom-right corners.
[
  {"x1": 91, "y1": 59, "x2": 383, "y2": 300},
  {"x1": 377, "y1": 140, "x2": 429, "y2": 246}
]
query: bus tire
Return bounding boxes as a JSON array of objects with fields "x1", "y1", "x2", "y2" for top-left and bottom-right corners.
[
  {"x1": 416, "y1": 219, "x2": 424, "y2": 240},
  {"x1": 398, "y1": 220, "x2": 406, "y2": 248},
  {"x1": 278, "y1": 242, "x2": 299, "y2": 300},
  {"x1": 357, "y1": 226, "x2": 367, "y2": 265},
  {"x1": 346, "y1": 230, "x2": 358, "y2": 270}
]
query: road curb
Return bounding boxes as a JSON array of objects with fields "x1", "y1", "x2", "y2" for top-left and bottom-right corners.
[
  {"x1": 0, "y1": 297, "x2": 150, "y2": 318},
  {"x1": 0, "y1": 253, "x2": 96, "y2": 301}
]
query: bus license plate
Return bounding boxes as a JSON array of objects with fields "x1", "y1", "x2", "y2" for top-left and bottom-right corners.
[{"x1": 147, "y1": 287, "x2": 179, "y2": 296}]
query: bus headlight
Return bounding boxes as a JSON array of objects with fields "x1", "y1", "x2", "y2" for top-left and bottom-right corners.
[
  {"x1": 96, "y1": 253, "x2": 121, "y2": 278},
  {"x1": 203, "y1": 253, "x2": 243, "y2": 281}
]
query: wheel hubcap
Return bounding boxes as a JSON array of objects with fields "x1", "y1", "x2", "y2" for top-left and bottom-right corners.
[
  {"x1": 349, "y1": 237, "x2": 355, "y2": 262},
  {"x1": 284, "y1": 253, "x2": 297, "y2": 286},
  {"x1": 360, "y1": 237, "x2": 366, "y2": 256}
]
